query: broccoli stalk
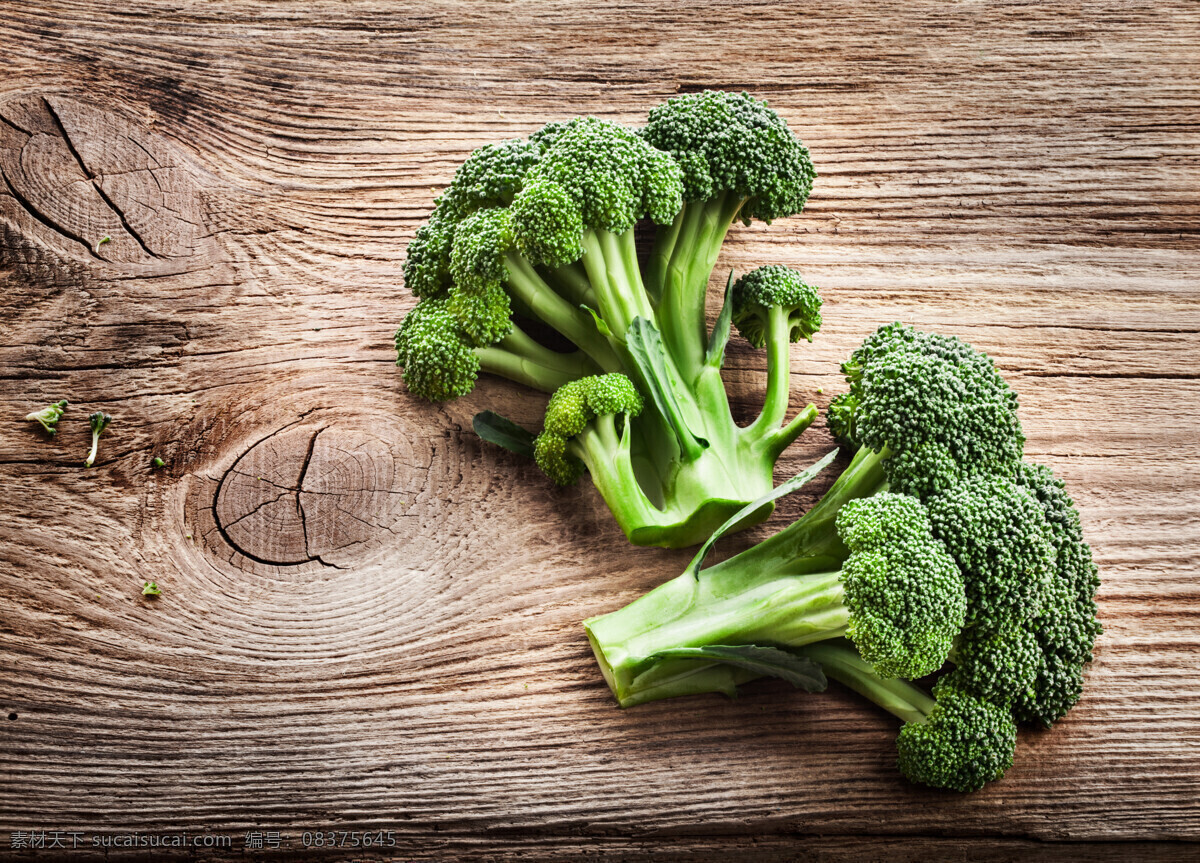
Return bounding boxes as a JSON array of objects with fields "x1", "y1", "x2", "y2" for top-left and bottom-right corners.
[
  {"x1": 585, "y1": 492, "x2": 966, "y2": 708},
  {"x1": 25, "y1": 399, "x2": 68, "y2": 435},
  {"x1": 84, "y1": 412, "x2": 112, "y2": 467},
  {"x1": 395, "y1": 93, "x2": 822, "y2": 547}
]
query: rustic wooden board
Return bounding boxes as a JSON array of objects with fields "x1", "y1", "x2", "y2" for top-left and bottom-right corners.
[{"x1": 1, "y1": 1, "x2": 1198, "y2": 859}]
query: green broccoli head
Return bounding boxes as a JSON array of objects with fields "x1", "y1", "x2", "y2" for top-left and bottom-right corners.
[
  {"x1": 896, "y1": 682, "x2": 1017, "y2": 792},
  {"x1": 641, "y1": 90, "x2": 816, "y2": 223},
  {"x1": 394, "y1": 296, "x2": 480, "y2": 402},
  {"x1": 925, "y1": 475, "x2": 1056, "y2": 625},
  {"x1": 402, "y1": 215, "x2": 456, "y2": 300},
  {"x1": 827, "y1": 323, "x2": 1025, "y2": 498},
  {"x1": 447, "y1": 207, "x2": 516, "y2": 346},
  {"x1": 731, "y1": 265, "x2": 823, "y2": 349},
  {"x1": 835, "y1": 493, "x2": 967, "y2": 680},
  {"x1": 944, "y1": 621, "x2": 1040, "y2": 707},
  {"x1": 511, "y1": 118, "x2": 683, "y2": 266},
  {"x1": 534, "y1": 374, "x2": 644, "y2": 485}
]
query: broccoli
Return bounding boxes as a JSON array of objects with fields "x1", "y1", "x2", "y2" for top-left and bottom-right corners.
[
  {"x1": 142, "y1": 581, "x2": 162, "y2": 597},
  {"x1": 25, "y1": 399, "x2": 68, "y2": 435},
  {"x1": 84, "y1": 412, "x2": 112, "y2": 468},
  {"x1": 585, "y1": 323, "x2": 1100, "y2": 791},
  {"x1": 395, "y1": 92, "x2": 823, "y2": 547},
  {"x1": 584, "y1": 492, "x2": 967, "y2": 708}
]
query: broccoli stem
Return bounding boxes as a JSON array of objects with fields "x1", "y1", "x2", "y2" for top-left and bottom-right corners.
[
  {"x1": 747, "y1": 305, "x2": 796, "y2": 438},
  {"x1": 476, "y1": 326, "x2": 598, "y2": 393},
  {"x1": 504, "y1": 251, "x2": 622, "y2": 371},
  {"x1": 585, "y1": 567, "x2": 851, "y2": 708},
  {"x1": 798, "y1": 641, "x2": 936, "y2": 725},
  {"x1": 578, "y1": 228, "x2": 656, "y2": 337},
  {"x1": 651, "y1": 192, "x2": 746, "y2": 379}
]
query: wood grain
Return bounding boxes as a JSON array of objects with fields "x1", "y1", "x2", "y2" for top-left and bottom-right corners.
[{"x1": 1, "y1": 1, "x2": 1198, "y2": 859}]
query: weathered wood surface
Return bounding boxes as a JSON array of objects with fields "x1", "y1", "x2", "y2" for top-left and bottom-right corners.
[{"x1": 1, "y1": 1, "x2": 1198, "y2": 859}]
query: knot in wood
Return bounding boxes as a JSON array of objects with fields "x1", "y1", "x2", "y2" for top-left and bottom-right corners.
[{"x1": 214, "y1": 425, "x2": 404, "y2": 569}]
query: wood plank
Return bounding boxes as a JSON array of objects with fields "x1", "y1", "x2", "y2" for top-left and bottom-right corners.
[{"x1": 1, "y1": 0, "x2": 1198, "y2": 857}]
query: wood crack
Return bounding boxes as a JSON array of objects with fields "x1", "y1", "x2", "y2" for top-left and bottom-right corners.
[{"x1": 42, "y1": 97, "x2": 164, "y2": 261}]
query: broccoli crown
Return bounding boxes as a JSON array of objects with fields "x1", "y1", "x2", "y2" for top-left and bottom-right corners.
[
  {"x1": 641, "y1": 90, "x2": 816, "y2": 223},
  {"x1": 896, "y1": 682, "x2": 1017, "y2": 792},
  {"x1": 511, "y1": 118, "x2": 683, "y2": 267},
  {"x1": 835, "y1": 493, "x2": 967, "y2": 680},
  {"x1": 926, "y1": 475, "x2": 1055, "y2": 625},
  {"x1": 945, "y1": 621, "x2": 1040, "y2": 707},
  {"x1": 394, "y1": 296, "x2": 479, "y2": 402},
  {"x1": 1011, "y1": 461, "x2": 1102, "y2": 726},
  {"x1": 827, "y1": 322, "x2": 1026, "y2": 499},
  {"x1": 731, "y1": 265, "x2": 823, "y2": 349},
  {"x1": 534, "y1": 374, "x2": 644, "y2": 485}
]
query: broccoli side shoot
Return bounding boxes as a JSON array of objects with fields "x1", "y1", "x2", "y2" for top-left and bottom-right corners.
[
  {"x1": 84, "y1": 412, "x2": 112, "y2": 468},
  {"x1": 25, "y1": 399, "x2": 68, "y2": 436}
]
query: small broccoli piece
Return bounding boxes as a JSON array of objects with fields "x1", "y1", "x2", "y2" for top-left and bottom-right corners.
[
  {"x1": 534, "y1": 373, "x2": 644, "y2": 486},
  {"x1": 84, "y1": 412, "x2": 112, "y2": 467},
  {"x1": 732, "y1": 265, "x2": 822, "y2": 349},
  {"x1": 584, "y1": 491, "x2": 965, "y2": 707},
  {"x1": 142, "y1": 581, "x2": 162, "y2": 597},
  {"x1": 895, "y1": 681, "x2": 1017, "y2": 792},
  {"x1": 25, "y1": 399, "x2": 68, "y2": 436},
  {"x1": 732, "y1": 265, "x2": 822, "y2": 439}
]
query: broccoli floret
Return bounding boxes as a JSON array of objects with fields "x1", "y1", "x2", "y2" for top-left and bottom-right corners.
[
  {"x1": 395, "y1": 95, "x2": 827, "y2": 548},
  {"x1": 895, "y1": 681, "x2": 1017, "y2": 792},
  {"x1": 828, "y1": 322, "x2": 1025, "y2": 498},
  {"x1": 642, "y1": 90, "x2": 816, "y2": 377},
  {"x1": 25, "y1": 399, "x2": 68, "y2": 435},
  {"x1": 584, "y1": 492, "x2": 965, "y2": 707},
  {"x1": 84, "y1": 412, "x2": 112, "y2": 468},
  {"x1": 732, "y1": 266, "x2": 823, "y2": 439},
  {"x1": 394, "y1": 297, "x2": 481, "y2": 402},
  {"x1": 926, "y1": 475, "x2": 1056, "y2": 624},
  {"x1": 534, "y1": 374, "x2": 644, "y2": 486}
]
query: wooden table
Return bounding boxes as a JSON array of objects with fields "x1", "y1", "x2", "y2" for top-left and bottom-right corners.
[{"x1": 1, "y1": 2, "x2": 1197, "y2": 860}]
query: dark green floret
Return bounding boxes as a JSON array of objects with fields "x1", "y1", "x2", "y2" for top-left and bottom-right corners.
[{"x1": 826, "y1": 322, "x2": 1025, "y2": 499}]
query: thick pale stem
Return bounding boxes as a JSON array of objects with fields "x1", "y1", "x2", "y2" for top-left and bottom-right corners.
[
  {"x1": 579, "y1": 229, "x2": 655, "y2": 337},
  {"x1": 586, "y1": 568, "x2": 850, "y2": 707},
  {"x1": 653, "y1": 194, "x2": 745, "y2": 381}
]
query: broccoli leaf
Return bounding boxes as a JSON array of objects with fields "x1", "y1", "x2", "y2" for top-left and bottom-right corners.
[
  {"x1": 473, "y1": 411, "x2": 537, "y2": 460},
  {"x1": 650, "y1": 645, "x2": 828, "y2": 692}
]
